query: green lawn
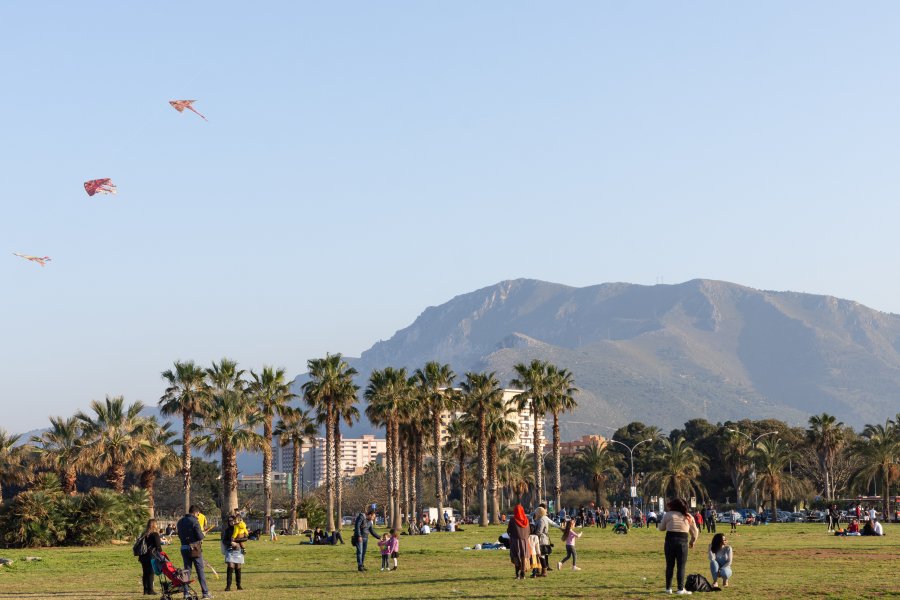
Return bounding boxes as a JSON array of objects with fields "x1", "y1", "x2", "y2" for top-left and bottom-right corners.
[{"x1": 0, "y1": 523, "x2": 897, "y2": 599}]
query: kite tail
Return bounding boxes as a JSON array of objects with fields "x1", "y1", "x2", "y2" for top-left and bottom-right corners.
[{"x1": 189, "y1": 107, "x2": 208, "y2": 121}]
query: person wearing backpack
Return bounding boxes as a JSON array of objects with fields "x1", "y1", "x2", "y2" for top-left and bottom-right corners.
[{"x1": 136, "y1": 518, "x2": 163, "y2": 595}]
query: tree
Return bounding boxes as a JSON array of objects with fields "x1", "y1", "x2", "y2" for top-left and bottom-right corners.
[
  {"x1": 75, "y1": 396, "x2": 147, "y2": 493},
  {"x1": 460, "y1": 371, "x2": 505, "y2": 526},
  {"x1": 807, "y1": 413, "x2": 846, "y2": 501},
  {"x1": 333, "y1": 381, "x2": 360, "y2": 528},
  {"x1": 160, "y1": 360, "x2": 209, "y2": 513},
  {"x1": 0, "y1": 430, "x2": 27, "y2": 506},
  {"x1": 413, "y1": 361, "x2": 455, "y2": 527},
  {"x1": 545, "y1": 365, "x2": 577, "y2": 514},
  {"x1": 133, "y1": 418, "x2": 180, "y2": 517},
  {"x1": 574, "y1": 441, "x2": 620, "y2": 506},
  {"x1": 444, "y1": 417, "x2": 474, "y2": 519},
  {"x1": 197, "y1": 358, "x2": 263, "y2": 516},
  {"x1": 748, "y1": 437, "x2": 805, "y2": 516},
  {"x1": 303, "y1": 353, "x2": 358, "y2": 533},
  {"x1": 644, "y1": 436, "x2": 706, "y2": 501},
  {"x1": 274, "y1": 407, "x2": 317, "y2": 532},
  {"x1": 501, "y1": 447, "x2": 534, "y2": 505},
  {"x1": 485, "y1": 400, "x2": 517, "y2": 522},
  {"x1": 247, "y1": 366, "x2": 296, "y2": 531},
  {"x1": 30, "y1": 417, "x2": 84, "y2": 495},
  {"x1": 850, "y1": 420, "x2": 900, "y2": 520},
  {"x1": 365, "y1": 367, "x2": 412, "y2": 531},
  {"x1": 511, "y1": 360, "x2": 551, "y2": 506}
]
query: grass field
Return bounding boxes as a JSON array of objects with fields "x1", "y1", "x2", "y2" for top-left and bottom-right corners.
[{"x1": 0, "y1": 523, "x2": 897, "y2": 599}]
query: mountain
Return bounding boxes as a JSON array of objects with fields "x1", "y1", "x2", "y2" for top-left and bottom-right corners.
[{"x1": 295, "y1": 278, "x2": 900, "y2": 439}]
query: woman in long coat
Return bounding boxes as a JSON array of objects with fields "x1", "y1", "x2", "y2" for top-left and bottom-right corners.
[{"x1": 507, "y1": 504, "x2": 531, "y2": 580}]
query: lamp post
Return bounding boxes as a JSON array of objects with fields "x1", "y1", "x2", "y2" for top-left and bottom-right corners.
[
  {"x1": 607, "y1": 438, "x2": 656, "y2": 517},
  {"x1": 726, "y1": 428, "x2": 777, "y2": 511}
]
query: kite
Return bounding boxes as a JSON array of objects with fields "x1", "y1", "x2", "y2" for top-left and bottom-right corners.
[
  {"x1": 84, "y1": 178, "x2": 117, "y2": 196},
  {"x1": 13, "y1": 253, "x2": 51, "y2": 267},
  {"x1": 169, "y1": 100, "x2": 207, "y2": 121}
]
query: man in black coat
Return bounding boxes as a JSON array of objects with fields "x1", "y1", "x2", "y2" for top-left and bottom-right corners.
[{"x1": 176, "y1": 505, "x2": 211, "y2": 599}]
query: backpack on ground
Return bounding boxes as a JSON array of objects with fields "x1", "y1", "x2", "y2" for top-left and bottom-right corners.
[
  {"x1": 132, "y1": 535, "x2": 148, "y2": 557},
  {"x1": 685, "y1": 573, "x2": 720, "y2": 592}
]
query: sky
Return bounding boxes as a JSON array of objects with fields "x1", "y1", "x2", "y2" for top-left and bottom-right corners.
[{"x1": 3, "y1": 1, "x2": 900, "y2": 432}]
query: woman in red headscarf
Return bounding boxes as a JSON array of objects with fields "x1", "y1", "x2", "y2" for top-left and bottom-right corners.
[{"x1": 507, "y1": 504, "x2": 531, "y2": 580}]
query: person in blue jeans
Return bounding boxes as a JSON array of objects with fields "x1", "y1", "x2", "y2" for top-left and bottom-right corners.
[
  {"x1": 708, "y1": 533, "x2": 733, "y2": 588},
  {"x1": 353, "y1": 508, "x2": 380, "y2": 571},
  {"x1": 176, "y1": 505, "x2": 211, "y2": 599}
]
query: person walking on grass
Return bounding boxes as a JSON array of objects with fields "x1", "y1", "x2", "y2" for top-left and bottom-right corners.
[
  {"x1": 557, "y1": 518, "x2": 582, "y2": 572},
  {"x1": 137, "y1": 518, "x2": 163, "y2": 596},
  {"x1": 177, "y1": 505, "x2": 212, "y2": 599},
  {"x1": 507, "y1": 504, "x2": 531, "y2": 580},
  {"x1": 658, "y1": 498, "x2": 699, "y2": 595},
  {"x1": 353, "y1": 508, "x2": 380, "y2": 572}
]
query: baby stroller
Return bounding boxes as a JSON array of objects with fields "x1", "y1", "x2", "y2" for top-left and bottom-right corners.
[{"x1": 151, "y1": 549, "x2": 200, "y2": 600}]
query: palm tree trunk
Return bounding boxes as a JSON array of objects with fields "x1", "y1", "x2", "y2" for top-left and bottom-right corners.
[
  {"x1": 263, "y1": 417, "x2": 273, "y2": 533},
  {"x1": 553, "y1": 411, "x2": 561, "y2": 514},
  {"x1": 459, "y1": 445, "x2": 467, "y2": 521},
  {"x1": 140, "y1": 471, "x2": 157, "y2": 518},
  {"x1": 401, "y1": 440, "x2": 409, "y2": 526},
  {"x1": 385, "y1": 419, "x2": 394, "y2": 526},
  {"x1": 883, "y1": 474, "x2": 891, "y2": 521},
  {"x1": 182, "y1": 411, "x2": 192, "y2": 514},
  {"x1": 108, "y1": 463, "x2": 126, "y2": 493},
  {"x1": 532, "y1": 402, "x2": 542, "y2": 505},
  {"x1": 415, "y1": 434, "x2": 425, "y2": 523},
  {"x1": 325, "y1": 404, "x2": 335, "y2": 533},
  {"x1": 224, "y1": 445, "x2": 239, "y2": 516},
  {"x1": 392, "y1": 420, "x2": 402, "y2": 531},
  {"x1": 291, "y1": 440, "x2": 301, "y2": 533},
  {"x1": 433, "y1": 407, "x2": 445, "y2": 527},
  {"x1": 479, "y1": 413, "x2": 488, "y2": 527},
  {"x1": 489, "y1": 437, "x2": 500, "y2": 524},
  {"x1": 334, "y1": 415, "x2": 343, "y2": 531},
  {"x1": 62, "y1": 466, "x2": 77, "y2": 496},
  {"x1": 408, "y1": 442, "x2": 417, "y2": 526}
]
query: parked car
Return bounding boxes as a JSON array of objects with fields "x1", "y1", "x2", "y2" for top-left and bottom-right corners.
[
  {"x1": 717, "y1": 511, "x2": 743, "y2": 524},
  {"x1": 806, "y1": 510, "x2": 826, "y2": 522},
  {"x1": 789, "y1": 512, "x2": 806, "y2": 523},
  {"x1": 341, "y1": 515, "x2": 354, "y2": 525}
]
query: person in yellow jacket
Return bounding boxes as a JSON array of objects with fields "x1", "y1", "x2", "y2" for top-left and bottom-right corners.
[{"x1": 232, "y1": 512, "x2": 250, "y2": 553}]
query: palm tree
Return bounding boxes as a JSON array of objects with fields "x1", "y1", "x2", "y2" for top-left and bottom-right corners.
[
  {"x1": 365, "y1": 367, "x2": 412, "y2": 531},
  {"x1": 413, "y1": 361, "x2": 455, "y2": 527},
  {"x1": 460, "y1": 371, "x2": 505, "y2": 526},
  {"x1": 574, "y1": 441, "x2": 620, "y2": 506},
  {"x1": 807, "y1": 413, "x2": 846, "y2": 501},
  {"x1": 545, "y1": 365, "x2": 577, "y2": 515},
  {"x1": 851, "y1": 421, "x2": 900, "y2": 519},
  {"x1": 485, "y1": 401, "x2": 517, "y2": 523},
  {"x1": 444, "y1": 418, "x2": 474, "y2": 519},
  {"x1": 748, "y1": 437, "x2": 805, "y2": 517},
  {"x1": 31, "y1": 416, "x2": 84, "y2": 495},
  {"x1": 133, "y1": 418, "x2": 180, "y2": 517},
  {"x1": 511, "y1": 360, "x2": 552, "y2": 506},
  {"x1": 160, "y1": 360, "x2": 208, "y2": 513},
  {"x1": 502, "y1": 447, "x2": 534, "y2": 505},
  {"x1": 247, "y1": 366, "x2": 297, "y2": 531},
  {"x1": 0, "y1": 430, "x2": 27, "y2": 506},
  {"x1": 719, "y1": 428, "x2": 752, "y2": 507},
  {"x1": 644, "y1": 436, "x2": 706, "y2": 501},
  {"x1": 274, "y1": 407, "x2": 317, "y2": 532},
  {"x1": 75, "y1": 396, "x2": 147, "y2": 493},
  {"x1": 333, "y1": 383, "x2": 360, "y2": 528},
  {"x1": 195, "y1": 370, "x2": 264, "y2": 516},
  {"x1": 302, "y1": 353, "x2": 358, "y2": 533}
]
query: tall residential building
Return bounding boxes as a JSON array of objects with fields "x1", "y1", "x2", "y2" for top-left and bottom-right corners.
[
  {"x1": 440, "y1": 388, "x2": 545, "y2": 453},
  {"x1": 273, "y1": 434, "x2": 386, "y2": 489}
]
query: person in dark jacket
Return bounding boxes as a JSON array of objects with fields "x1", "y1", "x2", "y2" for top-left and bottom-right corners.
[
  {"x1": 176, "y1": 505, "x2": 211, "y2": 599},
  {"x1": 137, "y1": 518, "x2": 163, "y2": 595},
  {"x1": 507, "y1": 504, "x2": 531, "y2": 580},
  {"x1": 353, "y1": 508, "x2": 380, "y2": 571}
]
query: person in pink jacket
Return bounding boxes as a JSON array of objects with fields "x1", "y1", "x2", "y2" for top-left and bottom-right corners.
[{"x1": 386, "y1": 529, "x2": 400, "y2": 571}]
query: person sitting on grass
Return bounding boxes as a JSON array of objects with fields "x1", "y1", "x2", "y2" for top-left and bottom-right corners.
[{"x1": 708, "y1": 533, "x2": 733, "y2": 588}]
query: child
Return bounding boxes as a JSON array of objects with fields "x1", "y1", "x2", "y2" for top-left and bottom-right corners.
[
  {"x1": 527, "y1": 531, "x2": 543, "y2": 578},
  {"x1": 377, "y1": 533, "x2": 391, "y2": 571},
  {"x1": 232, "y1": 512, "x2": 249, "y2": 554},
  {"x1": 387, "y1": 528, "x2": 400, "y2": 570},
  {"x1": 557, "y1": 518, "x2": 582, "y2": 571}
]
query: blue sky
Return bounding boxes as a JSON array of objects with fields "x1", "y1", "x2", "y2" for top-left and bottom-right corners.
[{"x1": 3, "y1": 1, "x2": 900, "y2": 431}]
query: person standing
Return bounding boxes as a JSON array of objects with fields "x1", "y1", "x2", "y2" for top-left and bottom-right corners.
[
  {"x1": 137, "y1": 519, "x2": 163, "y2": 595},
  {"x1": 827, "y1": 504, "x2": 839, "y2": 532},
  {"x1": 658, "y1": 498, "x2": 699, "y2": 595},
  {"x1": 353, "y1": 508, "x2": 380, "y2": 572},
  {"x1": 177, "y1": 505, "x2": 211, "y2": 599},
  {"x1": 709, "y1": 506, "x2": 717, "y2": 534},
  {"x1": 221, "y1": 515, "x2": 246, "y2": 591},
  {"x1": 507, "y1": 504, "x2": 531, "y2": 580},
  {"x1": 730, "y1": 509, "x2": 738, "y2": 533},
  {"x1": 533, "y1": 506, "x2": 557, "y2": 576}
]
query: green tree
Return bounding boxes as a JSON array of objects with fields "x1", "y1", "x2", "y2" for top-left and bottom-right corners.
[
  {"x1": 274, "y1": 407, "x2": 317, "y2": 532},
  {"x1": 30, "y1": 417, "x2": 84, "y2": 495},
  {"x1": 485, "y1": 400, "x2": 517, "y2": 522},
  {"x1": 333, "y1": 381, "x2": 360, "y2": 530},
  {"x1": 573, "y1": 441, "x2": 620, "y2": 506},
  {"x1": 444, "y1": 417, "x2": 474, "y2": 519},
  {"x1": 644, "y1": 436, "x2": 706, "y2": 501},
  {"x1": 0, "y1": 430, "x2": 27, "y2": 506},
  {"x1": 460, "y1": 371, "x2": 505, "y2": 526},
  {"x1": 160, "y1": 360, "x2": 209, "y2": 513},
  {"x1": 511, "y1": 360, "x2": 552, "y2": 506},
  {"x1": 850, "y1": 420, "x2": 900, "y2": 519},
  {"x1": 807, "y1": 413, "x2": 846, "y2": 501},
  {"x1": 133, "y1": 418, "x2": 180, "y2": 518},
  {"x1": 748, "y1": 437, "x2": 805, "y2": 516},
  {"x1": 247, "y1": 365, "x2": 297, "y2": 530},
  {"x1": 413, "y1": 361, "x2": 455, "y2": 527},
  {"x1": 545, "y1": 365, "x2": 577, "y2": 514},
  {"x1": 75, "y1": 396, "x2": 147, "y2": 493}
]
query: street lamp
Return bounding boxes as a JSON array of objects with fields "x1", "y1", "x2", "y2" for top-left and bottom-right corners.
[
  {"x1": 726, "y1": 428, "x2": 777, "y2": 511},
  {"x1": 607, "y1": 437, "x2": 657, "y2": 517}
]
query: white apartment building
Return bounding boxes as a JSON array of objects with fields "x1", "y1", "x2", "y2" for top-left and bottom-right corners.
[
  {"x1": 440, "y1": 388, "x2": 545, "y2": 453},
  {"x1": 272, "y1": 434, "x2": 386, "y2": 489}
]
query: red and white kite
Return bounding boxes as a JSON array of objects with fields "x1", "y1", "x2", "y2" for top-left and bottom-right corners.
[
  {"x1": 84, "y1": 178, "x2": 117, "y2": 196},
  {"x1": 169, "y1": 100, "x2": 207, "y2": 121},
  {"x1": 13, "y1": 253, "x2": 51, "y2": 267}
]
